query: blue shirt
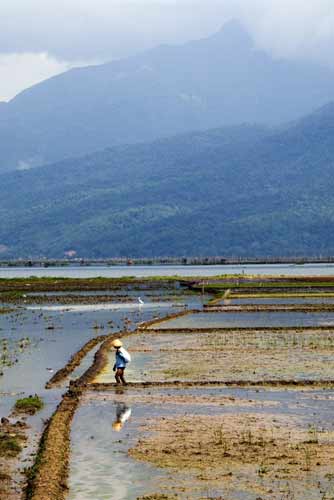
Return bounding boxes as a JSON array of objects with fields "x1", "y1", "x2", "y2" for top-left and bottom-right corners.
[{"x1": 115, "y1": 349, "x2": 127, "y2": 368}]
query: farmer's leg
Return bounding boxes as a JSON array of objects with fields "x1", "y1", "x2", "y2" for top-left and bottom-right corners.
[
  {"x1": 115, "y1": 368, "x2": 122, "y2": 384},
  {"x1": 119, "y1": 368, "x2": 127, "y2": 385}
]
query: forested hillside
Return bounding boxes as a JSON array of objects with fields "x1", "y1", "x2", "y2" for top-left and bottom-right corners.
[{"x1": 1, "y1": 103, "x2": 334, "y2": 257}]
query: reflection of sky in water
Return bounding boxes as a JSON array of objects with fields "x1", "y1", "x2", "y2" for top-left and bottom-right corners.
[
  {"x1": 155, "y1": 311, "x2": 334, "y2": 329},
  {"x1": 69, "y1": 399, "x2": 170, "y2": 500},
  {"x1": 26, "y1": 301, "x2": 185, "y2": 312}
]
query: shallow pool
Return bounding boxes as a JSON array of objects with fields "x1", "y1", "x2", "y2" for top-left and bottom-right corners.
[{"x1": 154, "y1": 311, "x2": 334, "y2": 329}]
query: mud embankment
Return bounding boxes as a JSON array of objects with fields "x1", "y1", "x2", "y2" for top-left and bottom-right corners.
[
  {"x1": 0, "y1": 277, "x2": 185, "y2": 293},
  {"x1": 25, "y1": 391, "x2": 79, "y2": 500},
  {"x1": 137, "y1": 309, "x2": 195, "y2": 329},
  {"x1": 86, "y1": 379, "x2": 334, "y2": 390},
  {"x1": 147, "y1": 325, "x2": 334, "y2": 334},
  {"x1": 45, "y1": 335, "x2": 109, "y2": 388},
  {"x1": 73, "y1": 330, "x2": 135, "y2": 387},
  {"x1": 1, "y1": 294, "x2": 185, "y2": 305}
]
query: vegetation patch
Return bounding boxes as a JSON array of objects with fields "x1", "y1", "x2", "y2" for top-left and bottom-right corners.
[
  {"x1": 233, "y1": 292, "x2": 334, "y2": 299},
  {"x1": 15, "y1": 395, "x2": 44, "y2": 415},
  {"x1": 0, "y1": 435, "x2": 22, "y2": 458},
  {"x1": 204, "y1": 304, "x2": 334, "y2": 312},
  {"x1": 0, "y1": 307, "x2": 15, "y2": 315}
]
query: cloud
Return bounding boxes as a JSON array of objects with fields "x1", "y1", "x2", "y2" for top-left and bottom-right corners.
[
  {"x1": 0, "y1": 52, "x2": 97, "y2": 101},
  {"x1": 0, "y1": 0, "x2": 229, "y2": 61},
  {"x1": 0, "y1": 1, "x2": 334, "y2": 100},
  {"x1": 0, "y1": 0, "x2": 333, "y2": 64},
  {"x1": 237, "y1": 0, "x2": 334, "y2": 66},
  {"x1": 0, "y1": 52, "x2": 71, "y2": 101}
]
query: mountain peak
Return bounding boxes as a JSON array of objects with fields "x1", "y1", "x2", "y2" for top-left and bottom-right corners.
[{"x1": 213, "y1": 19, "x2": 253, "y2": 47}]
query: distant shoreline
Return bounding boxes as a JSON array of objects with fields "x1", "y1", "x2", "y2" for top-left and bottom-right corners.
[{"x1": 2, "y1": 256, "x2": 334, "y2": 268}]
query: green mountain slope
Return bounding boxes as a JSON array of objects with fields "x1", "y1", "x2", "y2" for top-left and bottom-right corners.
[{"x1": 1, "y1": 103, "x2": 334, "y2": 258}]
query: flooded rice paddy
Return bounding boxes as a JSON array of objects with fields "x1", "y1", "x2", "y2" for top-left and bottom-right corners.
[
  {"x1": 0, "y1": 281, "x2": 198, "y2": 498},
  {"x1": 69, "y1": 387, "x2": 334, "y2": 499},
  {"x1": 3, "y1": 273, "x2": 334, "y2": 499},
  {"x1": 0, "y1": 297, "x2": 194, "y2": 416}
]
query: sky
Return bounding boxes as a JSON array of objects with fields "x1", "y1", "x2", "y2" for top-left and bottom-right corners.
[{"x1": 1, "y1": 0, "x2": 334, "y2": 101}]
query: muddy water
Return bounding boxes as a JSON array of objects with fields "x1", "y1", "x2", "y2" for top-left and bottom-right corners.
[
  {"x1": 69, "y1": 388, "x2": 334, "y2": 499},
  {"x1": 154, "y1": 310, "x2": 334, "y2": 329}
]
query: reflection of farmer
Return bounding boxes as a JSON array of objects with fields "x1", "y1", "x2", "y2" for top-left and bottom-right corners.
[
  {"x1": 112, "y1": 403, "x2": 132, "y2": 431},
  {"x1": 112, "y1": 339, "x2": 131, "y2": 385}
]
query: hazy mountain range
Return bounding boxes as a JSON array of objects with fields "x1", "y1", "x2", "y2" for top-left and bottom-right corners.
[
  {"x1": 1, "y1": 102, "x2": 334, "y2": 258},
  {"x1": 2, "y1": 20, "x2": 334, "y2": 173}
]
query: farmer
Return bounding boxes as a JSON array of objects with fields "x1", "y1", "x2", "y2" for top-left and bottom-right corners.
[{"x1": 112, "y1": 339, "x2": 131, "y2": 385}]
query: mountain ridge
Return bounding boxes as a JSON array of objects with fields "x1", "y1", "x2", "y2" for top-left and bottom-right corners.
[
  {"x1": 1, "y1": 103, "x2": 334, "y2": 257},
  {"x1": 2, "y1": 20, "x2": 334, "y2": 172}
]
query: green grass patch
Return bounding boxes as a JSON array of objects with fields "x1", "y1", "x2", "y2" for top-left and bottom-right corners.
[
  {"x1": 0, "y1": 307, "x2": 14, "y2": 315},
  {"x1": 0, "y1": 291, "x2": 24, "y2": 301},
  {"x1": 0, "y1": 434, "x2": 22, "y2": 457},
  {"x1": 15, "y1": 395, "x2": 44, "y2": 414},
  {"x1": 201, "y1": 282, "x2": 334, "y2": 291},
  {"x1": 233, "y1": 292, "x2": 334, "y2": 299}
]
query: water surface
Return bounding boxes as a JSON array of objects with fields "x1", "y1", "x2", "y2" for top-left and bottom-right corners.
[
  {"x1": 155, "y1": 311, "x2": 334, "y2": 329},
  {"x1": 2, "y1": 263, "x2": 334, "y2": 278}
]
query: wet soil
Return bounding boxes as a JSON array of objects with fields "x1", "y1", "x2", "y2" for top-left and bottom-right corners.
[
  {"x1": 95, "y1": 329, "x2": 334, "y2": 384},
  {"x1": 129, "y1": 412, "x2": 334, "y2": 499}
]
